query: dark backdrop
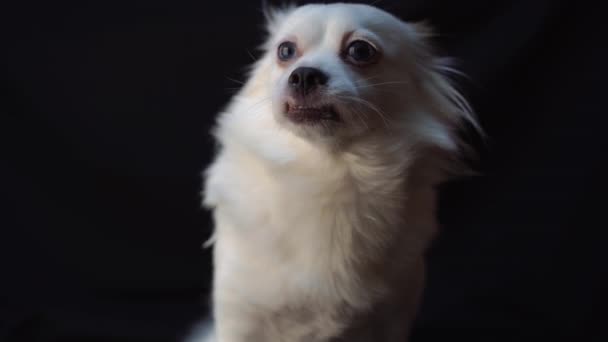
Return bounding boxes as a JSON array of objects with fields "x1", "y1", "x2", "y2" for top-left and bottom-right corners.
[{"x1": 1, "y1": 0, "x2": 606, "y2": 341}]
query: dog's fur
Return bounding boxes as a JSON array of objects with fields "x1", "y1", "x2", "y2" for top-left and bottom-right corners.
[{"x1": 194, "y1": 3, "x2": 479, "y2": 341}]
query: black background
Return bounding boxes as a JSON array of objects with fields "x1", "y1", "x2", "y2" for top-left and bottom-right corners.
[{"x1": 1, "y1": 0, "x2": 606, "y2": 341}]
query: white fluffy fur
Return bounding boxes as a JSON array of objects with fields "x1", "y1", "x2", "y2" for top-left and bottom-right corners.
[{"x1": 192, "y1": 3, "x2": 479, "y2": 342}]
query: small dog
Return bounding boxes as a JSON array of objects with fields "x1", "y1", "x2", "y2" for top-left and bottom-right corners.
[{"x1": 195, "y1": 3, "x2": 480, "y2": 341}]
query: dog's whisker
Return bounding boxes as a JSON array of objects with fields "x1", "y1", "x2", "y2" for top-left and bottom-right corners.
[
  {"x1": 225, "y1": 76, "x2": 245, "y2": 85},
  {"x1": 355, "y1": 108, "x2": 371, "y2": 131},
  {"x1": 354, "y1": 81, "x2": 411, "y2": 89},
  {"x1": 341, "y1": 101, "x2": 371, "y2": 131},
  {"x1": 247, "y1": 97, "x2": 273, "y2": 115},
  {"x1": 354, "y1": 75, "x2": 386, "y2": 86},
  {"x1": 245, "y1": 49, "x2": 258, "y2": 62},
  {"x1": 335, "y1": 94, "x2": 394, "y2": 128},
  {"x1": 228, "y1": 96, "x2": 272, "y2": 117}
]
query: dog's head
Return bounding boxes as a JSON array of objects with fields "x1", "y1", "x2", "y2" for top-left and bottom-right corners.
[{"x1": 242, "y1": 3, "x2": 479, "y2": 152}]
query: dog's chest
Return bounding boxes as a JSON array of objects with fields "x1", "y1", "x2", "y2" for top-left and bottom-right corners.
[{"x1": 206, "y1": 148, "x2": 364, "y2": 303}]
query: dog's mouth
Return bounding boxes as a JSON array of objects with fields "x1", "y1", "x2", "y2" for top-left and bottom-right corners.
[{"x1": 285, "y1": 102, "x2": 340, "y2": 124}]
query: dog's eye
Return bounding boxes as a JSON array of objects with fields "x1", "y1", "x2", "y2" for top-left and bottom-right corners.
[
  {"x1": 278, "y1": 41, "x2": 297, "y2": 61},
  {"x1": 345, "y1": 40, "x2": 377, "y2": 65}
]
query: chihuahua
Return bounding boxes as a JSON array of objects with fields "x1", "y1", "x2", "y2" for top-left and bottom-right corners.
[{"x1": 195, "y1": 3, "x2": 480, "y2": 342}]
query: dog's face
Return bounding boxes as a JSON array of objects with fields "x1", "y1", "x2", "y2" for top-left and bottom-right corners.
[
  {"x1": 256, "y1": 4, "x2": 434, "y2": 144},
  {"x1": 239, "y1": 4, "x2": 476, "y2": 152}
]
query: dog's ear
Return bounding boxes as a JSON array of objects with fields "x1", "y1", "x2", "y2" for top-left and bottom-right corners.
[
  {"x1": 403, "y1": 21, "x2": 484, "y2": 166},
  {"x1": 261, "y1": 1, "x2": 296, "y2": 37}
]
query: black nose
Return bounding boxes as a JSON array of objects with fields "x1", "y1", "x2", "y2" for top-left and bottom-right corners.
[{"x1": 288, "y1": 67, "x2": 328, "y2": 95}]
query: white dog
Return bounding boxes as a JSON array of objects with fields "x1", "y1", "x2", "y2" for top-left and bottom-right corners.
[{"x1": 194, "y1": 3, "x2": 480, "y2": 341}]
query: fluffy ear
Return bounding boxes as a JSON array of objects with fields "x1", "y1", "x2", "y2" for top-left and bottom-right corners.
[
  {"x1": 406, "y1": 21, "x2": 484, "y2": 174},
  {"x1": 418, "y1": 57, "x2": 485, "y2": 177},
  {"x1": 262, "y1": 1, "x2": 296, "y2": 37}
]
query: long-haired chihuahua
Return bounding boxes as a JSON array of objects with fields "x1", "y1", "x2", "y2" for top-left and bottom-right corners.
[{"x1": 194, "y1": 3, "x2": 480, "y2": 341}]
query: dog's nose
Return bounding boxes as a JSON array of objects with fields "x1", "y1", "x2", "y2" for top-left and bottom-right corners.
[{"x1": 288, "y1": 67, "x2": 328, "y2": 95}]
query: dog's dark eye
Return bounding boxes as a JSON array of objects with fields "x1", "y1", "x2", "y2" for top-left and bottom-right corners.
[
  {"x1": 346, "y1": 40, "x2": 377, "y2": 65},
  {"x1": 278, "y1": 41, "x2": 297, "y2": 61}
]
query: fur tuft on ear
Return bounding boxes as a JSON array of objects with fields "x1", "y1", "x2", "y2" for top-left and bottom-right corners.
[
  {"x1": 409, "y1": 22, "x2": 481, "y2": 142},
  {"x1": 261, "y1": 1, "x2": 296, "y2": 38},
  {"x1": 406, "y1": 23, "x2": 485, "y2": 177},
  {"x1": 419, "y1": 59, "x2": 485, "y2": 177}
]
